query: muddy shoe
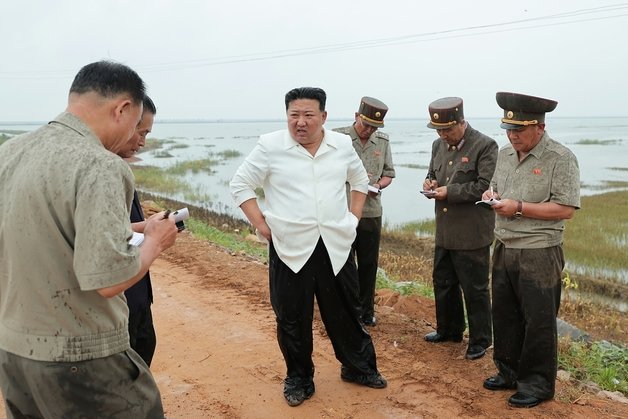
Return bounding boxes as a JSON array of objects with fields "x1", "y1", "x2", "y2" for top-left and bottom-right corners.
[
  {"x1": 340, "y1": 366, "x2": 387, "y2": 389},
  {"x1": 283, "y1": 377, "x2": 315, "y2": 407}
]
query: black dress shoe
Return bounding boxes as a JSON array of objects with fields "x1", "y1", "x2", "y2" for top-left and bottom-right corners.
[
  {"x1": 283, "y1": 377, "x2": 315, "y2": 407},
  {"x1": 465, "y1": 344, "x2": 486, "y2": 360},
  {"x1": 424, "y1": 331, "x2": 463, "y2": 343},
  {"x1": 508, "y1": 392, "x2": 542, "y2": 408},
  {"x1": 362, "y1": 316, "x2": 376, "y2": 327},
  {"x1": 483, "y1": 375, "x2": 516, "y2": 391},
  {"x1": 340, "y1": 366, "x2": 387, "y2": 389}
]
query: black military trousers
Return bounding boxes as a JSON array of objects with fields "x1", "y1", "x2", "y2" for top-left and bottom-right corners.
[
  {"x1": 352, "y1": 216, "x2": 382, "y2": 320},
  {"x1": 128, "y1": 305, "x2": 157, "y2": 367},
  {"x1": 269, "y1": 238, "x2": 378, "y2": 381},
  {"x1": 432, "y1": 245, "x2": 492, "y2": 348},
  {"x1": 491, "y1": 242, "x2": 563, "y2": 400}
]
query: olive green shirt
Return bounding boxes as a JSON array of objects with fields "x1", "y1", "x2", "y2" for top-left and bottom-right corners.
[
  {"x1": 0, "y1": 112, "x2": 140, "y2": 362},
  {"x1": 333, "y1": 125, "x2": 395, "y2": 218},
  {"x1": 491, "y1": 131, "x2": 580, "y2": 249}
]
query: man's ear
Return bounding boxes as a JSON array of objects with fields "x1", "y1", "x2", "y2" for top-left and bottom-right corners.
[
  {"x1": 321, "y1": 110, "x2": 328, "y2": 124},
  {"x1": 113, "y1": 99, "x2": 133, "y2": 121}
]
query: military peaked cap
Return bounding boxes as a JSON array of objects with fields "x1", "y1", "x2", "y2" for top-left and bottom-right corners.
[
  {"x1": 496, "y1": 92, "x2": 558, "y2": 129},
  {"x1": 427, "y1": 97, "x2": 464, "y2": 129},
  {"x1": 358, "y1": 96, "x2": 388, "y2": 128}
]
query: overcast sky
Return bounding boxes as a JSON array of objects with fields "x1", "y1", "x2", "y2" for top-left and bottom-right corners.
[{"x1": 1, "y1": 1, "x2": 627, "y2": 121}]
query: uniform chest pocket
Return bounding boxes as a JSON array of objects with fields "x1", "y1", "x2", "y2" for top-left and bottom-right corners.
[
  {"x1": 452, "y1": 163, "x2": 477, "y2": 183},
  {"x1": 523, "y1": 175, "x2": 551, "y2": 203}
]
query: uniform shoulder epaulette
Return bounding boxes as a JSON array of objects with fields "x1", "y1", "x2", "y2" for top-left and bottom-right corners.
[
  {"x1": 332, "y1": 126, "x2": 352, "y2": 135},
  {"x1": 375, "y1": 131, "x2": 389, "y2": 140}
]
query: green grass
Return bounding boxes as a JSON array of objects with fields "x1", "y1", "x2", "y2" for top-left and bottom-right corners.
[
  {"x1": 186, "y1": 218, "x2": 268, "y2": 260},
  {"x1": 389, "y1": 219, "x2": 436, "y2": 236},
  {"x1": 166, "y1": 158, "x2": 219, "y2": 175},
  {"x1": 559, "y1": 338, "x2": 627, "y2": 395},
  {"x1": 212, "y1": 149, "x2": 242, "y2": 159},
  {"x1": 169, "y1": 143, "x2": 190, "y2": 149},
  {"x1": 376, "y1": 271, "x2": 434, "y2": 298},
  {"x1": 564, "y1": 191, "x2": 628, "y2": 278},
  {"x1": 575, "y1": 139, "x2": 622, "y2": 145},
  {"x1": 0, "y1": 134, "x2": 9, "y2": 145},
  {"x1": 153, "y1": 150, "x2": 174, "y2": 158},
  {"x1": 132, "y1": 166, "x2": 190, "y2": 194}
]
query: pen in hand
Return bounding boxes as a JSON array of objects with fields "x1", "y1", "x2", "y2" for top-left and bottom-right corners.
[
  {"x1": 428, "y1": 173, "x2": 434, "y2": 190},
  {"x1": 489, "y1": 185, "x2": 494, "y2": 200}
]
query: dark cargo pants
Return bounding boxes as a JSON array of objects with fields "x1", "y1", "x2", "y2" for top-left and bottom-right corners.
[
  {"x1": 0, "y1": 349, "x2": 164, "y2": 419},
  {"x1": 491, "y1": 242, "x2": 564, "y2": 400}
]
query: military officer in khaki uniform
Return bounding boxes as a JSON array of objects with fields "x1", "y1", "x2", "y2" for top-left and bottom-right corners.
[
  {"x1": 422, "y1": 97, "x2": 498, "y2": 361},
  {"x1": 334, "y1": 97, "x2": 395, "y2": 326},
  {"x1": 482, "y1": 92, "x2": 580, "y2": 408}
]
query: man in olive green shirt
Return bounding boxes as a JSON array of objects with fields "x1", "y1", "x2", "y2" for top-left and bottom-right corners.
[
  {"x1": 0, "y1": 61, "x2": 178, "y2": 418},
  {"x1": 333, "y1": 96, "x2": 395, "y2": 326},
  {"x1": 482, "y1": 92, "x2": 580, "y2": 409}
]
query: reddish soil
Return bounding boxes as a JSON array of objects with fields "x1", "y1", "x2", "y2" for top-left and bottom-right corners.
[{"x1": 2, "y1": 232, "x2": 626, "y2": 418}]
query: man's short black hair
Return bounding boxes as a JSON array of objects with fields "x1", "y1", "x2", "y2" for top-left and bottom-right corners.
[
  {"x1": 70, "y1": 61, "x2": 145, "y2": 105},
  {"x1": 143, "y1": 95, "x2": 157, "y2": 115},
  {"x1": 285, "y1": 87, "x2": 326, "y2": 111}
]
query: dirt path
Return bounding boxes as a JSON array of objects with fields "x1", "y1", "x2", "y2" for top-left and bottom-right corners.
[
  {"x1": 151, "y1": 233, "x2": 627, "y2": 418},
  {"x1": 1, "y1": 232, "x2": 626, "y2": 418}
]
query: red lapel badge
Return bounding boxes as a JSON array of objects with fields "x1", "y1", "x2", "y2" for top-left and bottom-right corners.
[
  {"x1": 461, "y1": 156, "x2": 469, "y2": 163},
  {"x1": 533, "y1": 168, "x2": 542, "y2": 175},
  {"x1": 374, "y1": 150, "x2": 381, "y2": 157}
]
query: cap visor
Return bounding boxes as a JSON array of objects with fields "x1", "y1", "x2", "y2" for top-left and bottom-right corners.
[{"x1": 500, "y1": 122, "x2": 523, "y2": 129}]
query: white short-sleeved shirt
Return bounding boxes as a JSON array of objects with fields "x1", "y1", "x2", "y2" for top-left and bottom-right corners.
[{"x1": 231, "y1": 129, "x2": 369, "y2": 275}]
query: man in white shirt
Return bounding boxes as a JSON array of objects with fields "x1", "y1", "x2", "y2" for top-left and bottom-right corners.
[{"x1": 230, "y1": 87, "x2": 387, "y2": 407}]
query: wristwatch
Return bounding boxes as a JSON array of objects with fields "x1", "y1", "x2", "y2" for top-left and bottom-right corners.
[{"x1": 514, "y1": 200, "x2": 523, "y2": 218}]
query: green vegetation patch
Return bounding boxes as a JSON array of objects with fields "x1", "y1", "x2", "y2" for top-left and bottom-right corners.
[
  {"x1": 131, "y1": 166, "x2": 190, "y2": 194},
  {"x1": 169, "y1": 143, "x2": 190, "y2": 149},
  {"x1": 212, "y1": 149, "x2": 242, "y2": 159},
  {"x1": 376, "y1": 270, "x2": 434, "y2": 298},
  {"x1": 186, "y1": 219, "x2": 268, "y2": 260},
  {"x1": 600, "y1": 180, "x2": 628, "y2": 189},
  {"x1": 141, "y1": 138, "x2": 171, "y2": 153},
  {"x1": 166, "y1": 158, "x2": 219, "y2": 175},
  {"x1": 0, "y1": 129, "x2": 27, "y2": 135},
  {"x1": 564, "y1": 190, "x2": 628, "y2": 277},
  {"x1": 559, "y1": 338, "x2": 627, "y2": 395},
  {"x1": 153, "y1": 150, "x2": 174, "y2": 158},
  {"x1": 575, "y1": 139, "x2": 622, "y2": 145}
]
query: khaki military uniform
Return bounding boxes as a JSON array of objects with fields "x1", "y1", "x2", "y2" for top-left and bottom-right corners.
[
  {"x1": 334, "y1": 125, "x2": 395, "y2": 322},
  {"x1": 490, "y1": 131, "x2": 580, "y2": 400}
]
